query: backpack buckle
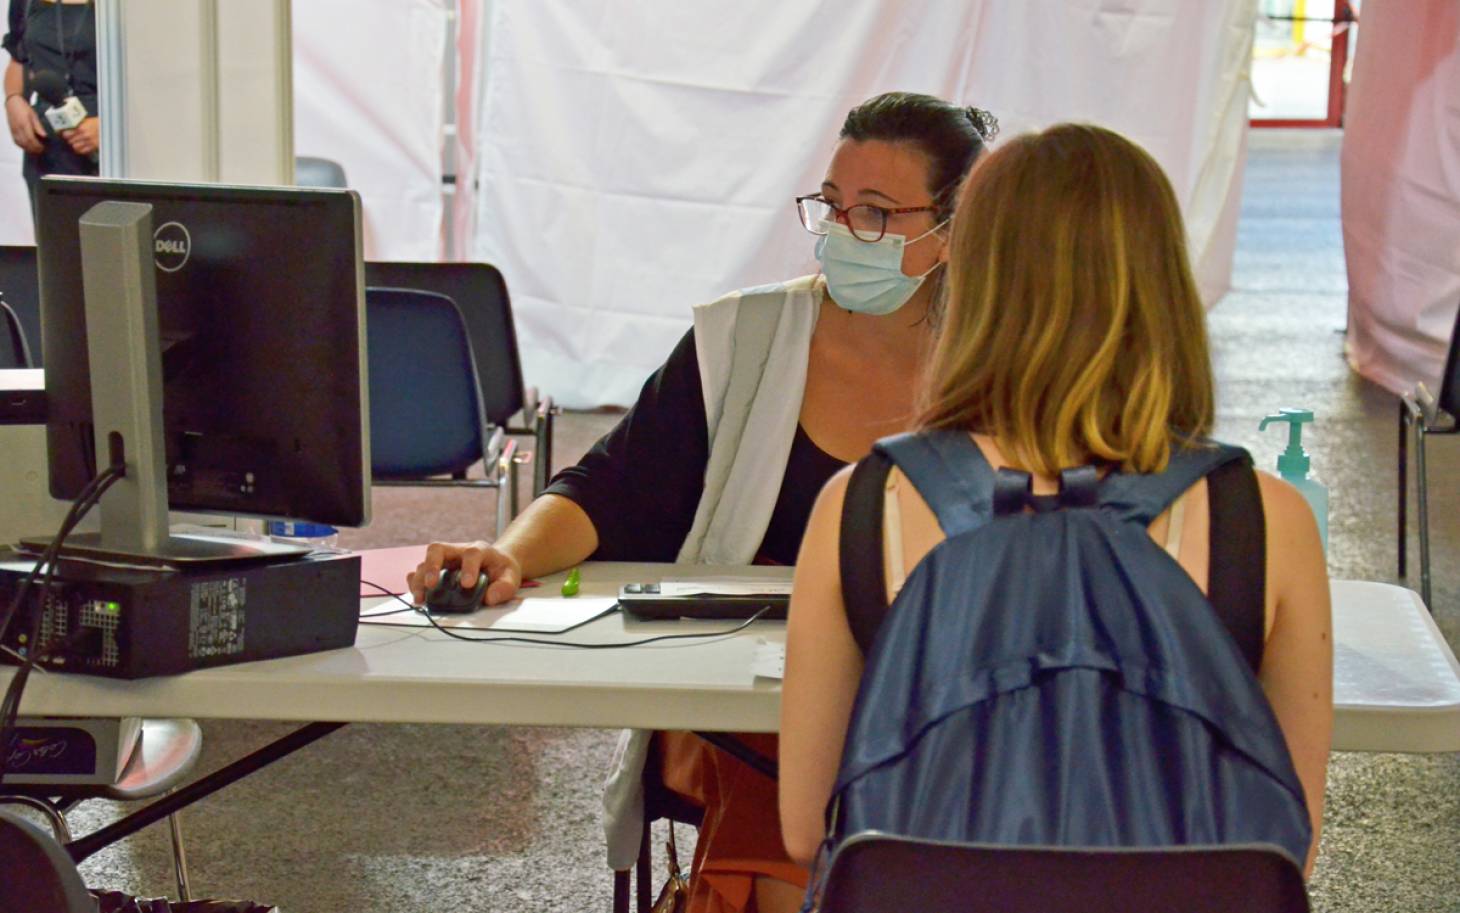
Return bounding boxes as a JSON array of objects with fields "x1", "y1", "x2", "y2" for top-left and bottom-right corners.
[
  {"x1": 992, "y1": 469, "x2": 1032, "y2": 515},
  {"x1": 1059, "y1": 466, "x2": 1100, "y2": 507},
  {"x1": 993, "y1": 465, "x2": 1100, "y2": 515}
]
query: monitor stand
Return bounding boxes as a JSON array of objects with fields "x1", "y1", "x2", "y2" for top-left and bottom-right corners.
[{"x1": 23, "y1": 200, "x2": 307, "y2": 566}]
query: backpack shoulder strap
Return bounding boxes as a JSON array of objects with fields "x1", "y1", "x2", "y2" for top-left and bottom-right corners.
[
  {"x1": 1206, "y1": 458, "x2": 1266, "y2": 673},
  {"x1": 874, "y1": 430, "x2": 995, "y2": 537},
  {"x1": 840, "y1": 450, "x2": 893, "y2": 656},
  {"x1": 1100, "y1": 442, "x2": 1248, "y2": 525},
  {"x1": 839, "y1": 430, "x2": 996, "y2": 655}
]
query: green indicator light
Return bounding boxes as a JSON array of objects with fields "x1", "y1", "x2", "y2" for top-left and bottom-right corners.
[{"x1": 100, "y1": 601, "x2": 121, "y2": 616}]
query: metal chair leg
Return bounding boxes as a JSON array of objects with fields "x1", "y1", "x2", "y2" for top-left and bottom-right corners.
[
  {"x1": 509, "y1": 454, "x2": 521, "y2": 520},
  {"x1": 534, "y1": 401, "x2": 556, "y2": 499},
  {"x1": 492, "y1": 437, "x2": 517, "y2": 541},
  {"x1": 635, "y1": 820, "x2": 652, "y2": 913},
  {"x1": 0, "y1": 795, "x2": 71, "y2": 843},
  {"x1": 1398, "y1": 400, "x2": 1408, "y2": 577},
  {"x1": 613, "y1": 869, "x2": 630, "y2": 913},
  {"x1": 1415, "y1": 421, "x2": 1432, "y2": 612},
  {"x1": 495, "y1": 483, "x2": 509, "y2": 542},
  {"x1": 167, "y1": 802, "x2": 192, "y2": 901}
]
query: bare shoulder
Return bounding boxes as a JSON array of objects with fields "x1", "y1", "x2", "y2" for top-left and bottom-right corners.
[
  {"x1": 1253, "y1": 468, "x2": 1328, "y2": 626},
  {"x1": 795, "y1": 464, "x2": 858, "y2": 566},
  {"x1": 819, "y1": 463, "x2": 857, "y2": 504},
  {"x1": 1254, "y1": 469, "x2": 1322, "y2": 543}
]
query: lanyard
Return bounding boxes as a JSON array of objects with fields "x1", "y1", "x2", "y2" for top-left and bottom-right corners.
[{"x1": 23, "y1": 0, "x2": 92, "y2": 88}]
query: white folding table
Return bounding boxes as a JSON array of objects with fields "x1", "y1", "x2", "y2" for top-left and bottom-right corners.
[
  {"x1": 6, "y1": 568, "x2": 1458, "y2": 750},
  {"x1": 3, "y1": 564, "x2": 1457, "y2": 863}
]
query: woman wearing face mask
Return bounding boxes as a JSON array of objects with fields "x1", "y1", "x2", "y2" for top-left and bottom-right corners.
[{"x1": 408, "y1": 92, "x2": 996, "y2": 912}]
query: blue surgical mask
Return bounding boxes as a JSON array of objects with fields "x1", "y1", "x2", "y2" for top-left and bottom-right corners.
[{"x1": 814, "y1": 219, "x2": 946, "y2": 316}]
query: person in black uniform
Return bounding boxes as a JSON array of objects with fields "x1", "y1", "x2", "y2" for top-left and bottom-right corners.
[{"x1": 3, "y1": 0, "x2": 98, "y2": 220}]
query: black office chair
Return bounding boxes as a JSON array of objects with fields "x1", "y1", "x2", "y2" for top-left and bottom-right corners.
[
  {"x1": 366, "y1": 286, "x2": 518, "y2": 537},
  {"x1": 0, "y1": 244, "x2": 40, "y2": 367},
  {"x1": 1397, "y1": 298, "x2": 1460, "y2": 610},
  {"x1": 365, "y1": 261, "x2": 555, "y2": 504},
  {"x1": 0, "y1": 809, "x2": 93, "y2": 913},
  {"x1": 815, "y1": 834, "x2": 1310, "y2": 913},
  {"x1": 294, "y1": 155, "x2": 348, "y2": 189},
  {"x1": 1, "y1": 295, "x2": 32, "y2": 368}
]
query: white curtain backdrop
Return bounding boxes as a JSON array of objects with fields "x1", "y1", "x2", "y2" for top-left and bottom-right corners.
[
  {"x1": 470, "y1": 0, "x2": 1256, "y2": 408},
  {"x1": 0, "y1": 41, "x2": 34, "y2": 245},
  {"x1": 1341, "y1": 0, "x2": 1460, "y2": 396},
  {"x1": 293, "y1": 0, "x2": 448, "y2": 260}
]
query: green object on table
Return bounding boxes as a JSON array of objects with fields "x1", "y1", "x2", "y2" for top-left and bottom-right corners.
[{"x1": 561, "y1": 567, "x2": 581, "y2": 597}]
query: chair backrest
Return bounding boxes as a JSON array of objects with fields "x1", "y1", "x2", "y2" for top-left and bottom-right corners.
[
  {"x1": 0, "y1": 245, "x2": 40, "y2": 367},
  {"x1": 819, "y1": 833, "x2": 1309, "y2": 913},
  {"x1": 0, "y1": 809, "x2": 94, "y2": 913},
  {"x1": 295, "y1": 155, "x2": 349, "y2": 188},
  {"x1": 364, "y1": 261, "x2": 526, "y2": 427},
  {"x1": 366, "y1": 286, "x2": 490, "y2": 479},
  {"x1": 1439, "y1": 297, "x2": 1460, "y2": 417},
  {"x1": 0, "y1": 297, "x2": 32, "y2": 368}
]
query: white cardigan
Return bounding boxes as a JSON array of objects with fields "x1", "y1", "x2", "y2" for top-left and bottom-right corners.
[{"x1": 602, "y1": 275, "x2": 823, "y2": 869}]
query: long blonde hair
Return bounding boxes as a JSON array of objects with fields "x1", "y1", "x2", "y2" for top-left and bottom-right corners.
[{"x1": 921, "y1": 123, "x2": 1214, "y2": 475}]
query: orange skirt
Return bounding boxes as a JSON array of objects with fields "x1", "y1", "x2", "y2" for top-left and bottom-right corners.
[{"x1": 657, "y1": 731, "x2": 809, "y2": 913}]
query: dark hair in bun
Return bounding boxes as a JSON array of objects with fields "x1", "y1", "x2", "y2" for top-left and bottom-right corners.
[{"x1": 840, "y1": 92, "x2": 998, "y2": 221}]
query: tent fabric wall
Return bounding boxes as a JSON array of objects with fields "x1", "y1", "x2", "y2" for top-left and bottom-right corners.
[
  {"x1": 1341, "y1": 0, "x2": 1460, "y2": 396},
  {"x1": 470, "y1": 0, "x2": 1256, "y2": 408},
  {"x1": 293, "y1": 0, "x2": 448, "y2": 260}
]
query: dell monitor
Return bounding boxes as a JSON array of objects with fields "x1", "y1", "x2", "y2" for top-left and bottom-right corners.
[{"x1": 33, "y1": 177, "x2": 370, "y2": 562}]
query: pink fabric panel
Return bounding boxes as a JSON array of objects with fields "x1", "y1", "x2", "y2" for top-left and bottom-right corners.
[
  {"x1": 1341, "y1": 0, "x2": 1460, "y2": 395},
  {"x1": 451, "y1": 0, "x2": 483, "y2": 261}
]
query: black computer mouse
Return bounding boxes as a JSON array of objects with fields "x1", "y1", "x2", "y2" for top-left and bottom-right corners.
[{"x1": 424, "y1": 569, "x2": 489, "y2": 614}]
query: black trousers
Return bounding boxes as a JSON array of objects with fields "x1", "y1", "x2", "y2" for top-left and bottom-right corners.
[{"x1": 22, "y1": 137, "x2": 99, "y2": 224}]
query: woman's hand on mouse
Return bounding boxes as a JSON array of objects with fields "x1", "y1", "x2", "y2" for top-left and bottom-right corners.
[{"x1": 409, "y1": 540, "x2": 523, "y2": 607}]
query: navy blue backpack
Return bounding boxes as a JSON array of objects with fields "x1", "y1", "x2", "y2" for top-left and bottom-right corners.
[{"x1": 811, "y1": 430, "x2": 1311, "y2": 897}]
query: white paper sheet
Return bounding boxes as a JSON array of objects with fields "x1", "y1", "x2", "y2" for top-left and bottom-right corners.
[{"x1": 751, "y1": 639, "x2": 786, "y2": 681}]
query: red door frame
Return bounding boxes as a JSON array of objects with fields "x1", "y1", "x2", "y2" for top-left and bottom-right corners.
[{"x1": 1251, "y1": 0, "x2": 1358, "y2": 128}]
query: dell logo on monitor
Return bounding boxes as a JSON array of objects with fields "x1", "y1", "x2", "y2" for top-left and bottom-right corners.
[{"x1": 154, "y1": 222, "x2": 191, "y2": 272}]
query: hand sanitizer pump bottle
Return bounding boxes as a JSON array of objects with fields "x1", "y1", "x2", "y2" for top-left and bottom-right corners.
[{"x1": 1259, "y1": 408, "x2": 1328, "y2": 555}]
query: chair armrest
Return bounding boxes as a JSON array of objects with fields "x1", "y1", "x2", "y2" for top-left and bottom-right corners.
[
  {"x1": 534, "y1": 392, "x2": 555, "y2": 427},
  {"x1": 476, "y1": 423, "x2": 508, "y2": 480},
  {"x1": 496, "y1": 435, "x2": 518, "y2": 482},
  {"x1": 522, "y1": 385, "x2": 540, "y2": 430},
  {"x1": 1404, "y1": 383, "x2": 1456, "y2": 431}
]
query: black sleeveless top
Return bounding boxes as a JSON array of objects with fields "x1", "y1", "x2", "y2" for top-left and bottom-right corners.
[
  {"x1": 546, "y1": 327, "x2": 850, "y2": 565},
  {"x1": 754, "y1": 424, "x2": 847, "y2": 565}
]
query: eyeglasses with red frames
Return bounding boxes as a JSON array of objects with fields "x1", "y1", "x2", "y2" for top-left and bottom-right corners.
[{"x1": 795, "y1": 194, "x2": 939, "y2": 242}]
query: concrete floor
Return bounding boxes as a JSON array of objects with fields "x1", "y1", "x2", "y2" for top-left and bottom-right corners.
[{"x1": 55, "y1": 129, "x2": 1460, "y2": 911}]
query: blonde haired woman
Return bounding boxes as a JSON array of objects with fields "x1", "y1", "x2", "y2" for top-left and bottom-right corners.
[{"x1": 779, "y1": 123, "x2": 1332, "y2": 880}]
